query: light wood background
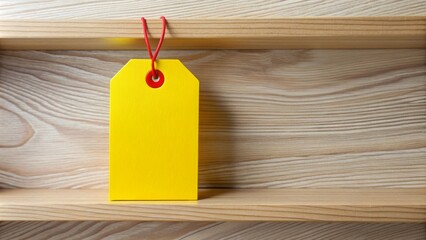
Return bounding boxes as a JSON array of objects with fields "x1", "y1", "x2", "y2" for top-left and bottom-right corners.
[
  {"x1": 0, "y1": 0, "x2": 425, "y2": 19},
  {"x1": 1, "y1": 1, "x2": 426, "y2": 238},
  {"x1": 1, "y1": 49, "x2": 425, "y2": 237},
  {"x1": 0, "y1": 49, "x2": 425, "y2": 189}
]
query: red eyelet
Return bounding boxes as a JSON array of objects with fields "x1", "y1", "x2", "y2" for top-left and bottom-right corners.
[{"x1": 146, "y1": 70, "x2": 164, "y2": 88}]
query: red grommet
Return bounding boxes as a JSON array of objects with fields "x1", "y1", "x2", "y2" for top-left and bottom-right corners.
[{"x1": 146, "y1": 70, "x2": 165, "y2": 88}]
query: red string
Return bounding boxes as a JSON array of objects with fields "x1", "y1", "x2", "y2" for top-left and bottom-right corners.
[{"x1": 141, "y1": 16, "x2": 167, "y2": 78}]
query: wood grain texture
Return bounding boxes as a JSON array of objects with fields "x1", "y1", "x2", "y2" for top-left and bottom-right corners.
[
  {"x1": 1, "y1": 17, "x2": 425, "y2": 49},
  {"x1": 1, "y1": 0, "x2": 425, "y2": 19},
  {"x1": 1, "y1": 188, "x2": 425, "y2": 221},
  {"x1": 1, "y1": 221, "x2": 425, "y2": 240},
  {"x1": 0, "y1": 49, "x2": 425, "y2": 189}
]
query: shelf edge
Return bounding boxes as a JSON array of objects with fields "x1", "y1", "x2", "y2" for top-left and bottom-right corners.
[
  {"x1": 1, "y1": 188, "x2": 425, "y2": 222},
  {"x1": 0, "y1": 17, "x2": 425, "y2": 50}
]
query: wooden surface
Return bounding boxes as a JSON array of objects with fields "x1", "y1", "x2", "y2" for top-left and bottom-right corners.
[
  {"x1": 1, "y1": 188, "x2": 425, "y2": 221},
  {"x1": 1, "y1": 0, "x2": 425, "y2": 237},
  {"x1": 1, "y1": 222, "x2": 425, "y2": 240},
  {"x1": 1, "y1": 17, "x2": 425, "y2": 49},
  {"x1": 0, "y1": 49, "x2": 425, "y2": 189},
  {"x1": 1, "y1": 0, "x2": 425, "y2": 19}
]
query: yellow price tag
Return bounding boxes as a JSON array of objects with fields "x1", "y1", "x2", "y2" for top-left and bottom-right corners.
[{"x1": 109, "y1": 59, "x2": 199, "y2": 200}]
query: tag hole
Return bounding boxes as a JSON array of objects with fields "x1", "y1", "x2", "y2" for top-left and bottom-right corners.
[
  {"x1": 146, "y1": 70, "x2": 165, "y2": 88},
  {"x1": 152, "y1": 75, "x2": 160, "y2": 82}
]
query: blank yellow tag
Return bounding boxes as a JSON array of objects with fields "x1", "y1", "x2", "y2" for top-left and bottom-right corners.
[{"x1": 109, "y1": 59, "x2": 199, "y2": 200}]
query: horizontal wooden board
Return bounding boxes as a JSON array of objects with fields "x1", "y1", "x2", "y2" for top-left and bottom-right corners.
[
  {"x1": 1, "y1": 188, "x2": 425, "y2": 221},
  {"x1": 1, "y1": 0, "x2": 425, "y2": 19},
  {"x1": 0, "y1": 49, "x2": 425, "y2": 189},
  {"x1": 0, "y1": 17, "x2": 425, "y2": 49},
  {"x1": 1, "y1": 221, "x2": 425, "y2": 240}
]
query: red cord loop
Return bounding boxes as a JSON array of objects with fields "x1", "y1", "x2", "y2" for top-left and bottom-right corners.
[{"x1": 141, "y1": 16, "x2": 167, "y2": 78}]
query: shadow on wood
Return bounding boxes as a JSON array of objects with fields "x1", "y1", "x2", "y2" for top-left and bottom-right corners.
[{"x1": 198, "y1": 91, "x2": 236, "y2": 193}]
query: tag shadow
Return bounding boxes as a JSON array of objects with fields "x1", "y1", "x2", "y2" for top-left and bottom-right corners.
[{"x1": 198, "y1": 92, "x2": 236, "y2": 199}]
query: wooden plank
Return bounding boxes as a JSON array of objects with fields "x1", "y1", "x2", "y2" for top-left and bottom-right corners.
[
  {"x1": 1, "y1": 222, "x2": 425, "y2": 240},
  {"x1": 0, "y1": 17, "x2": 425, "y2": 49},
  {"x1": 0, "y1": 49, "x2": 425, "y2": 189},
  {"x1": 1, "y1": 0, "x2": 425, "y2": 19},
  {"x1": 0, "y1": 188, "x2": 425, "y2": 221}
]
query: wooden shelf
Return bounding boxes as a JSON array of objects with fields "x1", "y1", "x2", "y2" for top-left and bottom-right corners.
[
  {"x1": 1, "y1": 188, "x2": 425, "y2": 222},
  {"x1": 0, "y1": 17, "x2": 425, "y2": 50}
]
